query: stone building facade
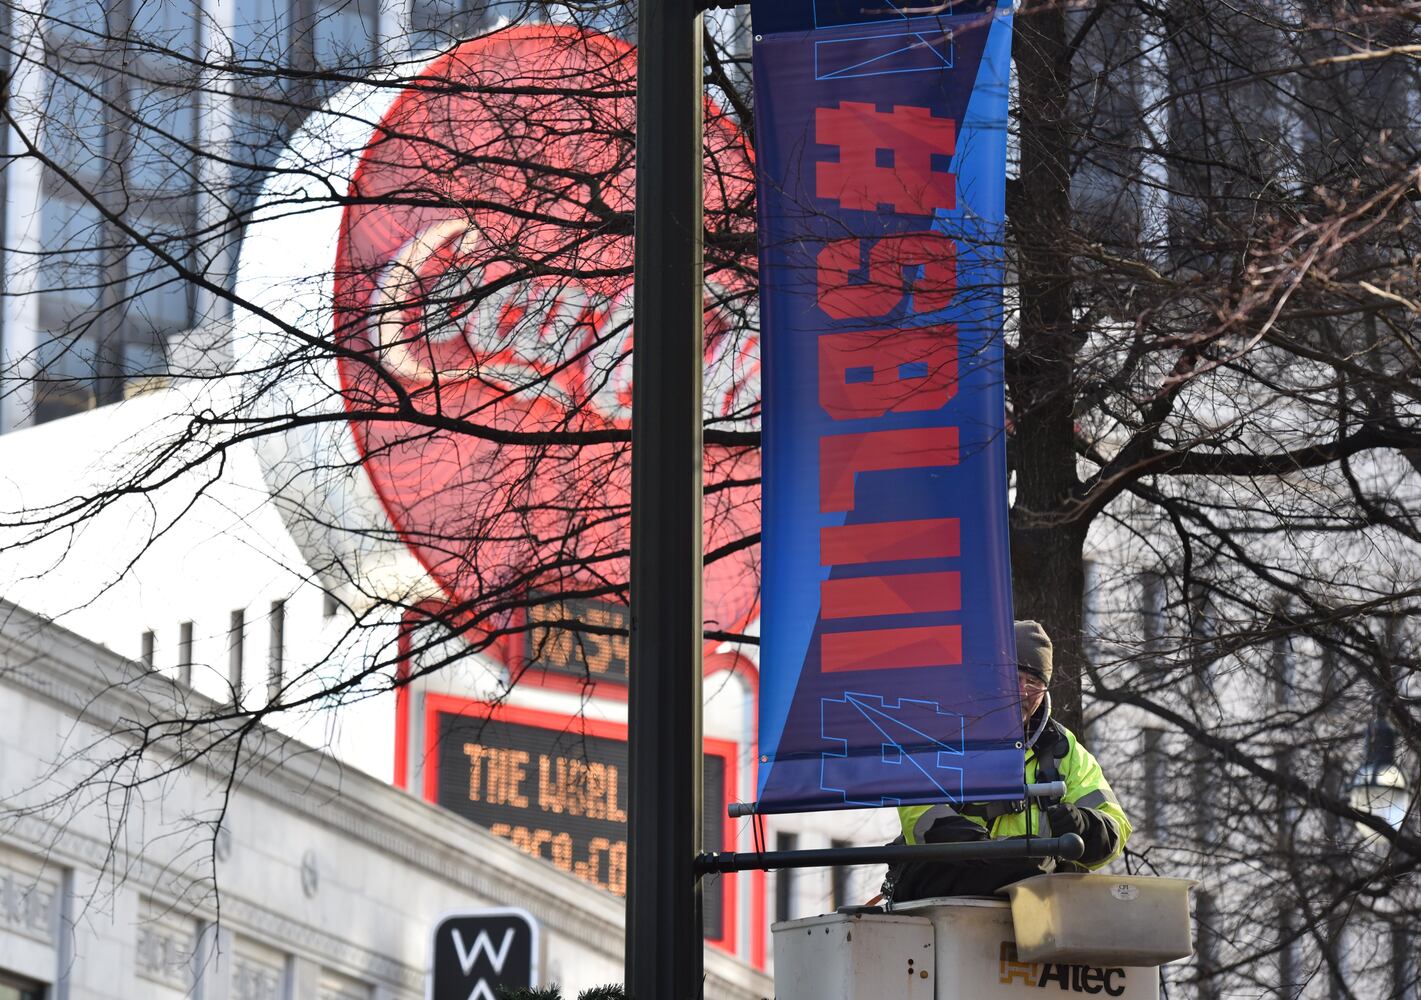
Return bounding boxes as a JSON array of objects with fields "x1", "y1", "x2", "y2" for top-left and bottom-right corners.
[{"x1": 0, "y1": 599, "x2": 773, "y2": 999}]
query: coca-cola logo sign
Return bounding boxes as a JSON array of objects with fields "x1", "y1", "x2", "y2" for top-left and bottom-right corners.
[{"x1": 238, "y1": 26, "x2": 759, "y2": 642}]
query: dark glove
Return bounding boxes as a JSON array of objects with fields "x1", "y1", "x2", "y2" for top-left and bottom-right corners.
[
  {"x1": 1045, "y1": 801, "x2": 1117, "y2": 865},
  {"x1": 1045, "y1": 801, "x2": 1089, "y2": 837}
]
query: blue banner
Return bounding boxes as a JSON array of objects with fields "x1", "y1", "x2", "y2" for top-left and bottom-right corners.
[{"x1": 752, "y1": 0, "x2": 1021, "y2": 813}]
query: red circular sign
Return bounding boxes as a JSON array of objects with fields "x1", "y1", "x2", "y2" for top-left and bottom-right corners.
[{"x1": 334, "y1": 26, "x2": 760, "y2": 644}]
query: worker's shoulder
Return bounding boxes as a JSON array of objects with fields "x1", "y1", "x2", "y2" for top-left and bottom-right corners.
[
  {"x1": 1046, "y1": 718, "x2": 1079, "y2": 748},
  {"x1": 1050, "y1": 721, "x2": 1103, "y2": 763}
]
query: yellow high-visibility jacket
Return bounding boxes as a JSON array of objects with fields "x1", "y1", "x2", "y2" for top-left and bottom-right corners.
[{"x1": 897, "y1": 723, "x2": 1131, "y2": 868}]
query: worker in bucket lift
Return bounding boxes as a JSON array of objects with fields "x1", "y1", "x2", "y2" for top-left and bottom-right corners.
[{"x1": 886, "y1": 620, "x2": 1132, "y2": 902}]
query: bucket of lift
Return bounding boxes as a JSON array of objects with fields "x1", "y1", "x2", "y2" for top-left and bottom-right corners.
[
  {"x1": 773, "y1": 875, "x2": 1197, "y2": 1000},
  {"x1": 1001, "y1": 873, "x2": 1198, "y2": 966}
]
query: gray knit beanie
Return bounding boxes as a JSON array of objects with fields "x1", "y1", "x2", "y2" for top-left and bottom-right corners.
[{"x1": 1015, "y1": 619, "x2": 1053, "y2": 684}]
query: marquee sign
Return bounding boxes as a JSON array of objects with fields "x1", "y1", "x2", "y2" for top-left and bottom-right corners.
[
  {"x1": 525, "y1": 597, "x2": 629, "y2": 686},
  {"x1": 750, "y1": 0, "x2": 1022, "y2": 813},
  {"x1": 424, "y1": 698, "x2": 735, "y2": 945}
]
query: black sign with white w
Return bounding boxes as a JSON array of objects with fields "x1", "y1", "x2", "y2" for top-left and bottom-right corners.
[{"x1": 429, "y1": 908, "x2": 539, "y2": 1000}]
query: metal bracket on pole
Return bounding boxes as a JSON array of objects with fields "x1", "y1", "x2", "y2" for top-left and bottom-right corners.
[
  {"x1": 728, "y1": 783, "x2": 1069, "y2": 818},
  {"x1": 693, "y1": 833, "x2": 1087, "y2": 875}
]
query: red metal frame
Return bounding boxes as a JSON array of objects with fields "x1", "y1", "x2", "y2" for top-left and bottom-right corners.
[
  {"x1": 392, "y1": 611, "x2": 418, "y2": 790},
  {"x1": 703, "y1": 650, "x2": 767, "y2": 969}
]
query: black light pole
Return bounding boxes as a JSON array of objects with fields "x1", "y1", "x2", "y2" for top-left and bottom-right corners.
[{"x1": 626, "y1": 0, "x2": 705, "y2": 996}]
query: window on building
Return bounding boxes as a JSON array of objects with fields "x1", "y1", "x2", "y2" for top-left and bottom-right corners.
[
  {"x1": 140, "y1": 629, "x2": 155, "y2": 670},
  {"x1": 1277, "y1": 906, "x2": 1298, "y2": 996},
  {"x1": 312, "y1": 0, "x2": 378, "y2": 74},
  {"x1": 1324, "y1": 918, "x2": 1348, "y2": 1000},
  {"x1": 1320, "y1": 641, "x2": 1344, "y2": 707},
  {"x1": 42, "y1": 67, "x2": 110, "y2": 186},
  {"x1": 228, "y1": 609, "x2": 245, "y2": 696},
  {"x1": 774, "y1": 832, "x2": 797, "y2": 923},
  {"x1": 35, "y1": 186, "x2": 101, "y2": 266},
  {"x1": 232, "y1": 0, "x2": 293, "y2": 62},
  {"x1": 177, "y1": 620, "x2": 194, "y2": 685},
  {"x1": 126, "y1": 81, "x2": 197, "y2": 190},
  {"x1": 0, "y1": 970, "x2": 46, "y2": 1000},
  {"x1": 830, "y1": 839, "x2": 850, "y2": 911},
  {"x1": 45, "y1": 0, "x2": 110, "y2": 38},
  {"x1": 227, "y1": 0, "x2": 302, "y2": 253},
  {"x1": 127, "y1": 0, "x2": 199, "y2": 56},
  {"x1": 1139, "y1": 570, "x2": 1165, "y2": 666},
  {"x1": 410, "y1": 0, "x2": 486, "y2": 47},
  {"x1": 1393, "y1": 925, "x2": 1418, "y2": 1000},
  {"x1": 1141, "y1": 727, "x2": 1165, "y2": 838},
  {"x1": 409, "y1": 0, "x2": 625, "y2": 50},
  {"x1": 33, "y1": 0, "x2": 200, "y2": 422},
  {"x1": 1187, "y1": 582, "x2": 1219, "y2": 691},
  {"x1": 1190, "y1": 743, "x2": 1214, "y2": 847},
  {"x1": 36, "y1": 194, "x2": 103, "y2": 326},
  {"x1": 1195, "y1": 891, "x2": 1219, "y2": 1000},
  {"x1": 1066, "y1": 1, "x2": 1143, "y2": 250},
  {"x1": 545, "y1": 1, "x2": 630, "y2": 35},
  {"x1": 1320, "y1": 756, "x2": 1344, "y2": 851},
  {"x1": 1080, "y1": 558, "x2": 1100, "y2": 664},
  {"x1": 1163, "y1": 3, "x2": 1289, "y2": 277},
  {"x1": 1270, "y1": 601, "x2": 1295, "y2": 707},
  {"x1": 120, "y1": 75, "x2": 198, "y2": 348},
  {"x1": 125, "y1": 241, "x2": 195, "y2": 339},
  {"x1": 267, "y1": 599, "x2": 285, "y2": 700},
  {"x1": 1274, "y1": 748, "x2": 1297, "y2": 853},
  {"x1": 228, "y1": 94, "x2": 295, "y2": 221},
  {"x1": 31, "y1": 332, "x2": 100, "y2": 422}
]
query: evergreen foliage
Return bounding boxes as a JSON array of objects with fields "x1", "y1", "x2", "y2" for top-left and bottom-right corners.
[{"x1": 495, "y1": 986, "x2": 627, "y2": 1000}]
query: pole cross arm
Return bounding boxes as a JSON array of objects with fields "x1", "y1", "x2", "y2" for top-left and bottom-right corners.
[{"x1": 693, "y1": 833, "x2": 1086, "y2": 875}]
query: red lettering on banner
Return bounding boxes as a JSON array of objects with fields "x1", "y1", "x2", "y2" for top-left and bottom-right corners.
[
  {"x1": 817, "y1": 234, "x2": 957, "y2": 320},
  {"x1": 816, "y1": 102, "x2": 956, "y2": 217},
  {"x1": 821, "y1": 571, "x2": 961, "y2": 619},
  {"x1": 820, "y1": 427, "x2": 958, "y2": 513},
  {"x1": 819, "y1": 325, "x2": 958, "y2": 420},
  {"x1": 820, "y1": 518, "x2": 960, "y2": 565},
  {"x1": 822, "y1": 624, "x2": 962, "y2": 672},
  {"x1": 809, "y1": 105, "x2": 967, "y2": 676}
]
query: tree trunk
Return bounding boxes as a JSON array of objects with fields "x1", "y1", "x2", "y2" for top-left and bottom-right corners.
[
  {"x1": 1009, "y1": 0, "x2": 1086, "y2": 735},
  {"x1": 1011, "y1": 517, "x2": 1087, "y2": 735}
]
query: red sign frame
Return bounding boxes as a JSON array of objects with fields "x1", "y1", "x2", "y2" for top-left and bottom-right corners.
[{"x1": 418, "y1": 693, "x2": 741, "y2": 955}]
